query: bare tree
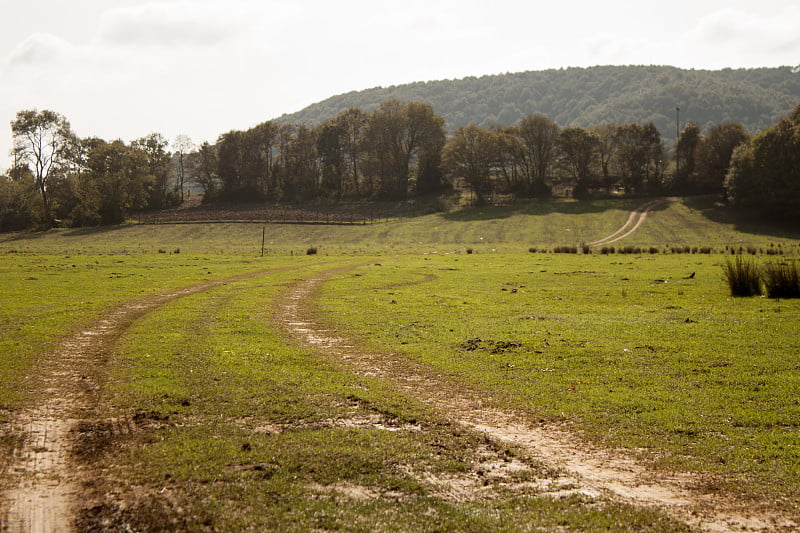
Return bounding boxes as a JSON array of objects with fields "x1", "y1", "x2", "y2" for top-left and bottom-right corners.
[{"x1": 173, "y1": 134, "x2": 195, "y2": 204}]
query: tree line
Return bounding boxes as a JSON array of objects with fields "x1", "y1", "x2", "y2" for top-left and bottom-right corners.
[{"x1": 2, "y1": 101, "x2": 799, "y2": 231}]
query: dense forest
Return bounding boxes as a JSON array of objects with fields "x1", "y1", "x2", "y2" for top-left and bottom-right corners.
[
  {"x1": 2, "y1": 66, "x2": 799, "y2": 232},
  {"x1": 278, "y1": 66, "x2": 800, "y2": 141}
]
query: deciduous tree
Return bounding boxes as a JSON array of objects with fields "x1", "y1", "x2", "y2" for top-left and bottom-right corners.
[
  {"x1": 172, "y1": 134, "x2": 195, "y2": 204},
  {"x1": 518, "y1": 114, "x2": 559, "y2": 197},
  {"x1": 673, "y1": 122, "x2": 701, "y2": 193},
  {"x1": 557, "y1": 127, "x2": 600, "y2": 198},
  {"x1": 443, "y1": 124, "x2": 497, "y2": 205},
  {"x1": 10, "y1": 109, "x2": 76, "y2": 227},
  {"x1": 694, "y1": 123, "x2": 749, "y2": 194}
]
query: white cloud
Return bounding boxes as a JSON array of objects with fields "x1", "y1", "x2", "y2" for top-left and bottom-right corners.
[
  {"x1": 96, "y1": 1, "x2": 248, "y2": 48},
  {"x1": 687, "y1": 6, "x2": 800, "y2": 63},
  {"x1": 5, "y1": 33, "x2": 75, "y2": 68}
]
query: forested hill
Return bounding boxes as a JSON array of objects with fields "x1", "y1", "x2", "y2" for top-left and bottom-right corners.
[{"x1": 276, "y1": 65, "x2": 800, "y2": 140}]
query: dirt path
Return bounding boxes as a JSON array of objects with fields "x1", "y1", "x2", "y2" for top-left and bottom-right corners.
[
  {"x1": 588, "y1": 198, "x2": 672, "y2": 247},
  {"x1": 0, "y1": 265, "x2": 322, "y2": 533},
  {"x1": 278, "y1": 266, "x2": 797, "y2": 533}
]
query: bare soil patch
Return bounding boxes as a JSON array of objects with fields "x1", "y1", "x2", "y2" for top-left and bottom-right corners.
[{"x1": 278, "y1": 265, "x2": 797, "y2": 532}]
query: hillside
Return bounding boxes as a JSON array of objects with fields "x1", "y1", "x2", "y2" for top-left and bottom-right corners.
[{"x1": 276, "y1": 65, "x2": 800, "y2": 140}]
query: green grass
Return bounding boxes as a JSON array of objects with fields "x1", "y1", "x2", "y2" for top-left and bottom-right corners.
[
  {"x1": 2, "y1": 198, "x2": 798, "y2": 255},
  {"x1": 2, "y1": 197, "x2": 799, "y2": 530},
  {"x1": 81, "y1": 265, "x2": 689, "y2": 531},
  {"x1": 319, "y1": 253, "x2": 800, "y2": 503},
  {"x1": 0, "y1": 252, "x2": 319, "y2": 410}
]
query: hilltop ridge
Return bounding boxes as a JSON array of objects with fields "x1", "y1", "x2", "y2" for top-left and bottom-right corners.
[{"x1": 276, "y1": 65, "x2": 800, "y2": 139}]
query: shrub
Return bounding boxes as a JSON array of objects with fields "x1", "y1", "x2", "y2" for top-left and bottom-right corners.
[
  {"x1": 722, "y1": 256, "x2": 762, "y2": 297},
  {"x1": 553, "y1": 246, "x2": 578, "y2": 254},
  {"x1": 762, "y1": 260, "x2": 800, "y2": 298},
  {"x1": 619, "y1": 246, "x2": 642, "y2": 255}
]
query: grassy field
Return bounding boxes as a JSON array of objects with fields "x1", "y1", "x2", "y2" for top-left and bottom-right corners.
[
  {"x1": 1, "y1": 197, "x2": 798, "y2": 531},
  {"x1": 1, "y1": 197, "x2": 797, "y2": 256},
  {"x1": 319, "y1": 253, "x2": 800, "y2": 501}
]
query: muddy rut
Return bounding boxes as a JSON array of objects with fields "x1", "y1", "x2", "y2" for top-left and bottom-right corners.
[
  {"x1": 0, "y1": 266, "x2": 314, "y2": 533},
  {"x1": 278, "y1": 266, "x2": 796, "y2": 533}
]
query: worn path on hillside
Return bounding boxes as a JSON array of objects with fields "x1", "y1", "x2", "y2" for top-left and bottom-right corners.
[
  {"x1": 588, "y1": 198, "x2": 674, "y2": 247},
  {"x1": 0, "y1": 264, "x2": 329, "y2": 533},
  {"x1": 278, "y1": 264, "x2": 797, "y2": 533}
]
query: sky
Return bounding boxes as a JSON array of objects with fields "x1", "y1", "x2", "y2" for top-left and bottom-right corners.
[{"x1": 1, "y1": 0, "x2": 799, "y2": 169}]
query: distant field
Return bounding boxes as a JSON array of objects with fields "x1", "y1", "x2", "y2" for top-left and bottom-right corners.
[
  {"x1": 2, "y1": 197, "x2": 798, "y2": 255},
  {"x1": 1, "y1": 197, "x2": 798, "y2": 531}
]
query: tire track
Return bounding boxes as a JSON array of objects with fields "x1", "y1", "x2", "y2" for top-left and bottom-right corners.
[
  {"x1": 278, "y1": 265, "x2": 796, "y2": 533},
  {"x1": 588, "y1": 199, "x2": 671, "y2": 247},
  {"x1": 0, "y1": 263, "x2": 330, "y2": 533}
]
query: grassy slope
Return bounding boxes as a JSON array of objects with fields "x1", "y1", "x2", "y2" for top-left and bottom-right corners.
[{"x1": 2, "y1": 197, "x2": 798, "y2": 255}]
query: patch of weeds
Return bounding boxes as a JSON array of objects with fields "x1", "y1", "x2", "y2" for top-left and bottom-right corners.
[
  {"x1": 762, "y1": 260, "x2": 800, "y2": 299},
  {"x1": 722, "y1": 256, "x2": 762, "y2": 297}
]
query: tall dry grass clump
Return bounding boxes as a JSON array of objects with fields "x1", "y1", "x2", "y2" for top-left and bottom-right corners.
[
  {"x1": 762, "y1": 260, "x2": 800, "y2": 299},
  {"x1": 722, "y1": 256, "x2": 762, "y2": 297}
]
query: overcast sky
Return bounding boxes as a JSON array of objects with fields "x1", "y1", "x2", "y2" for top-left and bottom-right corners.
[{"x1": 2, "y1": 0, "x2": 799, "y2": 168}]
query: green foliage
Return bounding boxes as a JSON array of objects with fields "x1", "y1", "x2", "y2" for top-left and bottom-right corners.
[
  {"x1": 278, "y1": 66, "x2": 800, "y2": 140},
  {"x1": 692, "y1": 123, "x2": 749, "y2": 194},
  {"x1": 725, "y1": 105, "x2": 800, "y2": 219},
  {"x1": 71, "y1": 139, "x2": 153, "y2": 225}
]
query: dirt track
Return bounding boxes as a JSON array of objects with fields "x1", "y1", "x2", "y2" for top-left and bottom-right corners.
[
  {"x1": 588, "y1": 198, "x2": 673, "y2": 247},
  {"x1": 278, "y1": 266, "x2": 797, "y2": 533},
  {"x1": 0, "y1": 266, "x2": 314, "y2": 533}
]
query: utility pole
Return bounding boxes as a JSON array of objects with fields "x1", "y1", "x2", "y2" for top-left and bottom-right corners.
[{"x1": 676, "y1": 106, "x2": 681, "y2": 179}]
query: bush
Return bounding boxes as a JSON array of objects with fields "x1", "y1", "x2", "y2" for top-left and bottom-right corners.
[
  {"x1": 762, "y1": 261, "x2": 800, "y2": 298},
  {"x1": 553, "y1": 246, "x2": 578, "y2": 254},
  {"x1": 722, "y1": 256, "x2": 762, "y2": 297}
]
